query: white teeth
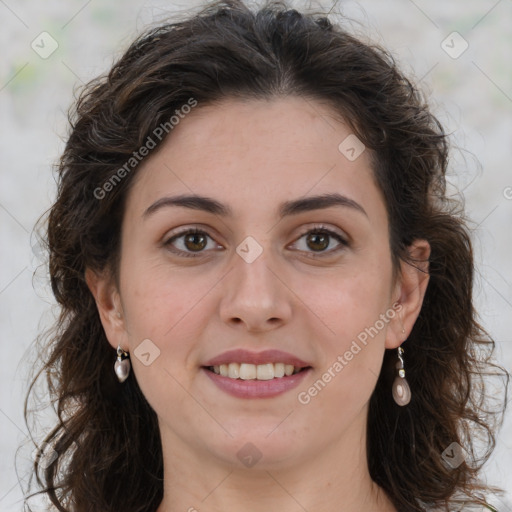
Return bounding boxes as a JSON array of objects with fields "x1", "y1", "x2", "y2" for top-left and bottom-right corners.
[
  {"x1": 227, "y1": 363, "x2": 240, "y2": 379},
  {"x1": 239, "y1": 363, "x2": 257, "y2": 380},
  {"x1": 274, "y1": 362, "x2": 285, "y2": 378},
  {"x1": 209, "y1": 362, "x2": 305, "y2": 380},
  {"x1": 256, "y1": 363, "x2": 274, "y2": 380}
]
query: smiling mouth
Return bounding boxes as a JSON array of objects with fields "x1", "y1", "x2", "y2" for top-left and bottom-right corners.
[{"x1": 204, "y1": 362, "x2": 311, "y2": 380}]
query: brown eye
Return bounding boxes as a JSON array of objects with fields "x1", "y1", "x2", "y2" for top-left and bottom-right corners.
[
  {"x1": 183, "y1": 232, "x2": 207, "y2": 251},
  {"x1": 291, "y1": 227, "x2": 348, "y2": 257},
  {"x1": 164, "y1": 228, "x2": 221, "y2": 258},
  {"x1": 306, "y1": 232, "x2": 330, "y2": 251}
]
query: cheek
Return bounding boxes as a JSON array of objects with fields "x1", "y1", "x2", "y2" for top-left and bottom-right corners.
[
  {"x1": 295, "y1": 272, "x2": 391, "y2": 432},
  {"x1": 120, "y1": 250, "x2": 208, "y2": 337},
  {"x1": 301, "y1": 254, "x2": 394, "y2": 398},
  {"x1": 119, "y1": 259, "x2": 220, "y2": 381},
  {"x1": 119, "y1": 271, "x2": 207, "y2": 410},
  {"x1": 313, "y1": 261, "x2": 393, "y2": 341}
]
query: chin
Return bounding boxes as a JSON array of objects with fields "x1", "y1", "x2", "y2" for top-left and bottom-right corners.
[{"x1": 209, "y1": 428, "x2": 302, "y2": 469}]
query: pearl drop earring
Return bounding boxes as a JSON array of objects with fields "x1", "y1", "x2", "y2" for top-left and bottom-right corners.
[
  {"x1": 114, "y1": 345, "x2": 131, "y2": 383},
  {"x1": 392, "y1": 345, "x2": 411, "y2": 406}
]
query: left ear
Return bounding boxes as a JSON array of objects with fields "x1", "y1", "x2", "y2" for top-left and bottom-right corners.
[{"x1": 386, "y1": 239, "x2": 430, "y2": 349}]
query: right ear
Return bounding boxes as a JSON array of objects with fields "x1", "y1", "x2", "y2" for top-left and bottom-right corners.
[{"x1": 85, "y1": 268, "x2": 129, "y2": 351}]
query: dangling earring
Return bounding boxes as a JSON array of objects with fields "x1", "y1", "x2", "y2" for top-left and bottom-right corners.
[
  {"x1": 392, "y1": 345, "x2": 411, "y2": 406},
  {"x1": 114, "y1": 345, "x2": 131, "y2": 383}
]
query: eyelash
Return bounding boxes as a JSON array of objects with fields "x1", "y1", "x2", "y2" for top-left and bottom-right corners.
[{"x1": 163, "y1": 225, "x2": 348, "y2": 259}]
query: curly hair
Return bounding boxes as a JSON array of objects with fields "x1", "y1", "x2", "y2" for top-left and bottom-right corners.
[{"x1": 23, "y1": 1, "x2": 509, "y2": 511}]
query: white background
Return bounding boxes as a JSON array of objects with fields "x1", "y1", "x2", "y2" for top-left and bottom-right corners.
[{"x1": 1, "y1": 1, "x2": 511, "y2": 510}]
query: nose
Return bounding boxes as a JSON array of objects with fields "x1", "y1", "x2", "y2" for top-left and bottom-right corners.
[{"x1": 218, "y1": 247, "x2": 293, "y2": 333}]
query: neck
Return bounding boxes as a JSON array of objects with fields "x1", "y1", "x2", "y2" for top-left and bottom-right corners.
[{"x1": 155, "y1": 410, "x2": 397, "y2": 512}]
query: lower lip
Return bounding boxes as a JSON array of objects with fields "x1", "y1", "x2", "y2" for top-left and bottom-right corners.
[{"x1": 202, "y1": 367, "x2": 312, "y2": 399}]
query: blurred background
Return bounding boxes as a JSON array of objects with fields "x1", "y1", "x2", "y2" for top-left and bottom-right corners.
[{"x1": 1, "y1": 0, "x2": 511, "y2": 510}]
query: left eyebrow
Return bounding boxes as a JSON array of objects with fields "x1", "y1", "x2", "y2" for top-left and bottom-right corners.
[
  {"x1": 142, "y1": 192, "x2": 368, "y2": 219},
  {"x1": 278, "y1": 192, "x2": 368, "y2": 219}
]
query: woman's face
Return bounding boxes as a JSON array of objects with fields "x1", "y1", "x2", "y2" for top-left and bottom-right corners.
[{"x1": 93, "y1": 96, "x2": 423, "y2": 471}]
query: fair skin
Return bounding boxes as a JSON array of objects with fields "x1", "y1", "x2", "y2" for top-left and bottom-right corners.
[{"x1": 87, "y1": 96, "x2": 430, "y2": 512}]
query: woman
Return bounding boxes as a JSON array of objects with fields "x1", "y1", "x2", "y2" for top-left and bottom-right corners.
[{"x1": 24, "y1": 1, "x2": 509, "y2": 511}]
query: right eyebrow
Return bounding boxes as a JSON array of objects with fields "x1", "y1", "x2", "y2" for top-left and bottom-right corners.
[{"x1": 143, "y1": 194, "x2": 232, "y2": 219}]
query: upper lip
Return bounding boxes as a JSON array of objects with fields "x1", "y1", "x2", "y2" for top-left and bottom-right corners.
[{"x1": 202, "y1": 349, "x2": 312, "y2": 368}]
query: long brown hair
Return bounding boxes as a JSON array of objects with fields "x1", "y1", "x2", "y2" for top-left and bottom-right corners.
[{"x1": 23, "y1": 1, "x2": 509, "y2": 510}]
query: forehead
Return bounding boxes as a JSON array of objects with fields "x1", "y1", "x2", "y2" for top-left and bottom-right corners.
[{"x1": 124, "y1": 96, "x2": 385, "y2": 223}]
